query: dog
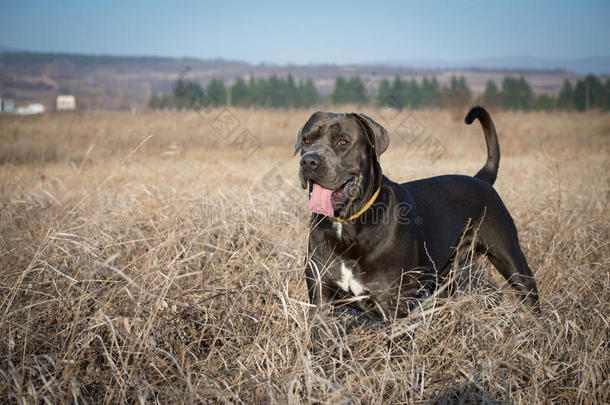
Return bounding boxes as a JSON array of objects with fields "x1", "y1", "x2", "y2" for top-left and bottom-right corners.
[{"x1": 294, "y1": 107, "x2": 539, "y2": 320}]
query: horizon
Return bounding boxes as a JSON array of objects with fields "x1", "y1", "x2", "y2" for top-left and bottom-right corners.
[
  {"x1": 2, "y1": 46, "x2": 610, "y2": 65},
  {"x1": 1, "y1": 1, "x2": 609, "y2": 68},
  {"x1": 2, "y1": 47, "x2": 610, "y2": 76}
]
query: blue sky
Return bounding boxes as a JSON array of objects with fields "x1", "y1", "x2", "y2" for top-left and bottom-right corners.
[{"x1": 1, "y1": 1, "x2": 609, "y2": 64}]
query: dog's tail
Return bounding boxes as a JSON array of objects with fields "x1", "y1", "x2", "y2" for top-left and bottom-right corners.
[{"x1": 465, "y1": 106, "x2": 500, "y2": 185}]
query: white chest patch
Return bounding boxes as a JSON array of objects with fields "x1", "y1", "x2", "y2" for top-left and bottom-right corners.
[
  {"x1": 336, "y1": 263, "x2": 366, "y2": 296},
  {"x1": 332, "y1": 222, "x2": 342, "y2": 238}
]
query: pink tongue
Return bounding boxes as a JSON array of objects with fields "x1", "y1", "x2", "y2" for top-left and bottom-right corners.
[{"x1": 308, "y1": 183, "x2": 335, "y2": 217}]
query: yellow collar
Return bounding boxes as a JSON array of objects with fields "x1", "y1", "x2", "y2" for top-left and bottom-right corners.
[{"x1": 329, "y1": 187, "x2": 380, "y2": 223}]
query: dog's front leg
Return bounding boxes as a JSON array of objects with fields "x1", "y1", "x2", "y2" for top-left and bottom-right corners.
[
  {"x1": 304, "y1": 260, "x2": 331, "y2": 314},
  {"x1": 304, "y1": 260, "x2": 340, "y2": 344}
]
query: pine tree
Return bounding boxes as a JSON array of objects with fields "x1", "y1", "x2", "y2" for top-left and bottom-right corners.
[
  {"x1": 501, "y1": 76, "x2": 533, "y2": 110},
  {"x1": 458, "y1": 76, "x2": 472, "y2": 105},
  {"x1": 501, "y1": 77, "x2": 518, "y2": 109},
  {"x1": 231, "y1": 78, "x2": 250, "y2": 107},
  {"x1": 377, "y1": 79, "x2": 391, "y2": 106},
  {"x1": 332, "y1": 76, "x2": 347, "y2": 105},
  {"x1": 518, "y1": 76, "x2": 534, "y2": 110},
  {"x1": 420, "y1": 76, "x2": 440, "y2": 108},
  {"x1": 268, "y1": 75, "x2": 286, "y2": 108},
  {"x1": 428, "y1": 77, "x2": 441, "y2": 107},
  {"x1": 390, "y1": 76, "x2": 406, "y2": 109},
  {"x1": 405, "y1": 79, "x2": 421, "y2": 108},
  {"x1": 331, "y1": 76, "x2": 368, "y2": 105},
  {"x1": 286, "y1": 75, "x2": 298, "y2": 107},
  {"x1": 482, "y1": 79, "x2": 501, "y2": 108},
  {"x1": 298, "y1": 78, "x2": 318, "y2": 107},
  {"x1": 172, "y1": 79, "x2": 205, "y2": 109},
  {"x1": 148, "y1": 93, "x2": 161, "y2": 109},
  {"x1": 556, "y1": 79, "x2": 575, "y2": 110},
  {"x1": 206, "y1": 79, "x2": 226, "y2": 107},
  {"x1": 574, "y1": 74, "x2": 606, "y2": 111},
  {"x1": 250, "y1": 77, "x2": 268, "y2": 107},
  {"x1": 442, "y1": 75, "x2": 472, "y2": 108},
  {"x1": 348, "y1": 76, "x2": 368, "y2": 105}
]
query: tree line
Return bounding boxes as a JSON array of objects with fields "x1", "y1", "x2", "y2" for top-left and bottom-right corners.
[
  {"x1": 375, "y1": 74, "x2": 610, "y2": 111},
  {"x1": 149, "y1": 74, "x2": 610, "y2": 112},
  {"x1": 148, "y1": 75, "x2": 319, "y2": 109},
  {"x1": 375, "y1": 75, "x2": 471, "y2": 110},
  {"x1": 482, "y1": 75, "x2": 610, "y2": 112}
]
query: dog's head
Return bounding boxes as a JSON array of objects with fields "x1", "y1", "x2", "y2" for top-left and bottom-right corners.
[{"x1": 294, "y1": 112, "x2": 389, "y2": 217}]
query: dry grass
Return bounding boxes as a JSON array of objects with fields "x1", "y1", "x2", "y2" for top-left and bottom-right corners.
[{"x1": 0, "y1": 108, "x2": 608, "y2": 403}]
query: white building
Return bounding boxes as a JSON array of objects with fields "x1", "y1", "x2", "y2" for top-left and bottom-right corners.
[
  {"x1": 56, "y1": 95, "x2": 76, "y2": 110},
  {"x1": 15, "y1": 103, "x2": 45, "y2": 115}
]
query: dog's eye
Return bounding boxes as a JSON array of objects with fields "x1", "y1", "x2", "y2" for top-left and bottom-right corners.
[
  {"x1": 338, "y1": 139, "x2": 348, "y2": 146},
  {"x1": 303, "y1": 138, "x2": 311, "y2": 145}
]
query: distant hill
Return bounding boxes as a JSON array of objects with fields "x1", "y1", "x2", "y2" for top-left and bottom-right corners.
[
  {"x1": 382, "y1": 55, "x2": 610, "y2": 75},
  {"x1": 0, "y1": 50, "x2": 593, "y2": 110},
  {"x1": 0, "y1": 45, "x2": 22, "y2": 53}
]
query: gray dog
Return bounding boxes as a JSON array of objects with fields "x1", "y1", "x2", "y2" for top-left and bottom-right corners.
[{"x1": 295, "y1": 107, "x2": 539, "y2": 320}]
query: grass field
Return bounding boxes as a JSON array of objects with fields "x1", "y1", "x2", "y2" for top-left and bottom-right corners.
[{"x1": 0, "y1": 108, "x2": 608, "y2": 403}]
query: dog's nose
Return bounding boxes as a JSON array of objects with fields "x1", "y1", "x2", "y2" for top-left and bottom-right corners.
[{"x1": 301, "y1": 154, "x2": 321, "y2": 170}]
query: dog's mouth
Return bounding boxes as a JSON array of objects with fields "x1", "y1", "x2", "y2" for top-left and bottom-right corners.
[{"x1": 308, "y1": 178, "x2": 354, "y2": 217}]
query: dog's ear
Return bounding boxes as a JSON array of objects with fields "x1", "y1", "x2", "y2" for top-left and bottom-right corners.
[
  {"x1": 351, "y1": 113, "x2": 389, "y2": 160},
  {"x1": 294, "y1": 127, "x2": 305, "y2": 156},
  {"x1": 294, "y1": 111, "x2": 326, "y2": 156}
]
